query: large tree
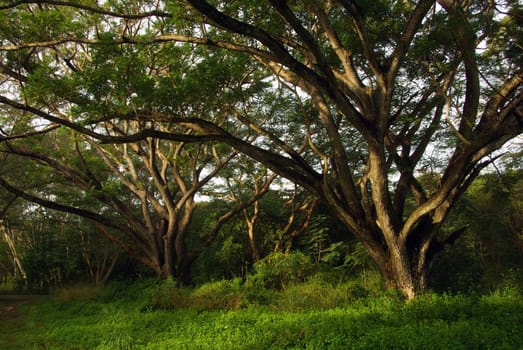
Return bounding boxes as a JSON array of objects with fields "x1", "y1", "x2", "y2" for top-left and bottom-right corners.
[
  {"x1": 0, "y1": 0, "x2": 522, "y2": 298},
  {"x1": 0, "y1": 117, "x2": 238, "y2": 282}
]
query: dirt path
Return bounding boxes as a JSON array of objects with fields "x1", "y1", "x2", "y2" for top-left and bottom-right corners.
[
  {"x1": 0, "y1": 294, "x2": 45, "y2": 320},
  {"x1": 0, "y1": 295, "x2": 49, "y2": 348}
]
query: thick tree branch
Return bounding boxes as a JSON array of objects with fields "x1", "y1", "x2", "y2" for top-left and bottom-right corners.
[
  {"x1": 204, "y1": 173, "x2": 276, "y2": 246},
  {"x1": 0, "y1": 124, "x2": 60, "y2": 142},
  {"x1": 186, "y1": 0, "x2": 367, "y2": 129},
  {"x1": 0, "y1": 175, "x2": 131, "y2": 236},
  {"x1": 186, "y1": 0, "x2": 319, "y2": 81},
  {"x1": 387, "y1": 0, "x2": 435, "y2": 83},
  {"x1": 268, "y1": 1, "x2": 340, "y2": 93},
  {"x1": 309, "y1": 1, "x2": 364, "y2": 93},
  {"x1": 0, "y1": 34, "x2": 277, "y2": 63},
  {"x1": 0, "y1": 0, "x2": 170, "y2": 19},
  {"x1": 337, "y1": 0, "x2": 383, "y2": 79},
  {"x1": 437, "y1": 0, "x2": 480, "y2": 140},
  {"x1": 0, "y1": 94, "x2": 323, "y2": 195}
]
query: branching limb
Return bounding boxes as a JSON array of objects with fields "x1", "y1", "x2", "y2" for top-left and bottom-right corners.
[
  {"x1": 0, "y1": 124, "x2": 60, "y2": 142},
  {"x1": 0, "y1": 0, "x2": 171, "y2": 19}
]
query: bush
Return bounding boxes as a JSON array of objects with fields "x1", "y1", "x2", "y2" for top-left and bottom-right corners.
[
  {"x1": 190, "y1": 279, "x2": 246, "y2": 310},
  {"x1": 248, "y1": 252, "x2": 315, "y2": 289},
  {"x1": 124, "y1": 277, "x2": 192, "y2": 311},
  {"x1": 140, "y1": 278, "x2": 251, "y2": 311},
  {"x1": 276, "y1": 277, "x2": 337, "y2": 310}
]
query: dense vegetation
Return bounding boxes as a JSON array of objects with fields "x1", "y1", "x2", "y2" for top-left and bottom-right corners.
[
  {"x1": 2, "y1": 166, "x2": 522, "y2": 295},
  {"x1": 1, "y1": 0, "x2": 522, "y2": 300},
  {"x1": 1, "y1": 1, "x2": 521, "y2": 347},
  {"x1": 1, "y1": 280, "x2": 522, "y2": 349},
  {"x1": 2, "y1": 167, "x2": 522, "y2": 347}
]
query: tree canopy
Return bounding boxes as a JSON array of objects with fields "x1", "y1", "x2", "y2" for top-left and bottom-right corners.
[{"x1": 0, "y1": 0, "x2": 522, "y2": 299}]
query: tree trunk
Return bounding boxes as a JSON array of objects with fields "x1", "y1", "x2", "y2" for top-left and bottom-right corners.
[
  {"x1": 246, "y1": 219, "x2": 260, "y2": 262},
  {"x1": 377, "y1": 256, "x2": 420, "y2": 300},
  {"x1": 177, "y1": 252, "x2": 197, "y2": 285},
  {"x1": 175, "y1": 235, "x2": 192, "y2": 285},
  {"x1": 163, "y1": 232, "x2": 177, "y2": 278},
  {"x1": 366, "y1": 236, "x2": 431, "y2": 300},
  {"x1": 2, "y1": 230, "x2": 27, "y2": 283}
]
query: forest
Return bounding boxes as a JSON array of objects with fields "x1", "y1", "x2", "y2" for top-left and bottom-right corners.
[
  {"x1": 1, "y1": 163, "x2": 523, "y2": 295},
  {"x1": 0, "y1": 0, "x2": 522, "y2": 348}
]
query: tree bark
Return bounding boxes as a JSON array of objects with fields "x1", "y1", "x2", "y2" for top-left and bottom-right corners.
[{"x1": 2, "y1": 228, "x2": 27, "y2": 283}]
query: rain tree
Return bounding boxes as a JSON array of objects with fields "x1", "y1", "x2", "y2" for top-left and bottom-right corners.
[
  {"x1": 0, "y1": 0, "x2": 522, "y2": 298},
  {"x1": 0, "y1": 22, "x2": 255, "y2": 282}
]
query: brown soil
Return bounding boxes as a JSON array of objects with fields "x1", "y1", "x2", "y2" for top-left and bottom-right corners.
[
  {"x1": 0, "y1": 295, "x2": 44, "y2": 320},
  {"x1": 0, "y1": 295, "x2": 48, "y2": 348}
]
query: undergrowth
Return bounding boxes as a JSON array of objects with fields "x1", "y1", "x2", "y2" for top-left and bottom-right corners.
[{"x1": 1, "y1": 278, "x2": 522, "y2": 349}]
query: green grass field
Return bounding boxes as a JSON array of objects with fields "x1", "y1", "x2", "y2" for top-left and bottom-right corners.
[{"x1": 1, "y1": 280, "x2": 522, "y2": 349}]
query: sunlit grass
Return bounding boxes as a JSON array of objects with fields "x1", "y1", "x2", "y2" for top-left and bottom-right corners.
[{"x1": 1, "y1": 280, "x2": 522, "y2": 349}]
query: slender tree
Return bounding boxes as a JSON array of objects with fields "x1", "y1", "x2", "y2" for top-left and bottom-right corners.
[{"x1": 218, "y1": 156, "x2": 278, "y2": 262}]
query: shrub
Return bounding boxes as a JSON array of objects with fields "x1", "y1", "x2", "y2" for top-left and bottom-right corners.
[
  {"x1": 141, "y1": 278, "x2": 250, "y2": 311},
  {"x1": 132, "y1": 277, "x2": 192, "y2": 311},
  {"x1": 4, "y1": 280, "x2": 523, "y2": 349},
  {"x1": 274, "y1": 277, "x2": 346, "y2": 310},
  {"x1": 189, "y1": 278, "x2": 246, "y2": 310},
  {"x1": 248, "y1": 252, "x2": 315, "y2": 289}
]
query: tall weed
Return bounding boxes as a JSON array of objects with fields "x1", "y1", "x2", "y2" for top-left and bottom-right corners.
[{"x1": 52, "y1": 283, "x2": 102, "y2": 302}]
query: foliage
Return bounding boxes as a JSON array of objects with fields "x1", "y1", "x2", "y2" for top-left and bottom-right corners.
[
  {"x1": 1, "y1": 281, "x2": 522, "y2": 350},
  {"x1": 248, "y1": 252, "x2": 315, "y2": 290},
  {"x1": 430, "y1": 170, "x2": 523, "y2": 293},
  {"x1": 1, "y1": 0, "x2": 522, "y2": 298},
  {"x1": 189, "y1": 201, "x2": 251, "y2": 283}
]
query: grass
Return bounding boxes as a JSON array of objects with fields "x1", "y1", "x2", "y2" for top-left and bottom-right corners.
[{"x1": 1, "y1": 280, "x2": 522, "y2": 349}]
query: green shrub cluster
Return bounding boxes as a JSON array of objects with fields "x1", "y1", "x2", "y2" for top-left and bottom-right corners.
[
  {"x1": 248, "y1": 252, "x2": 315, "y2": 290},
  {"x1": 118, "y1": 253, "x2": 383, "y2": 312},
  {"x1": 47, "y1": 258, "x2": 380, "y2": 314}
]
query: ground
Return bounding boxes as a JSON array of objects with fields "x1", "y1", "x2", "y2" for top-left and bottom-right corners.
[
  {"x1": 0, "y1": 294, "x2": 48, "y2": 348},
  {"x1": 0, "y1": 295, "x2": 27, "y2": 319}
]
